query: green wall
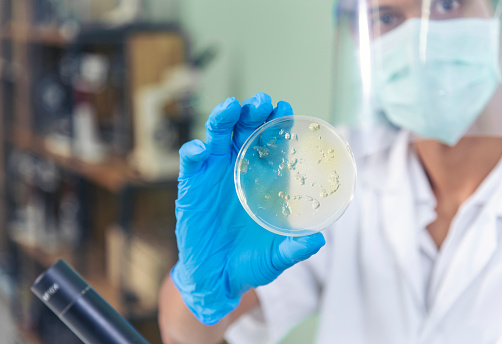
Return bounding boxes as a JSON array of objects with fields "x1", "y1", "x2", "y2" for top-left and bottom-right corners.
[{"x1": 178, "y1": 0, "x2": 335, "y2": 139}]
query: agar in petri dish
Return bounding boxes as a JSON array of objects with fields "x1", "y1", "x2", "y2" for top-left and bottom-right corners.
[{"x1": 234, "y1": 115, "x2": 357, "y2": 237}]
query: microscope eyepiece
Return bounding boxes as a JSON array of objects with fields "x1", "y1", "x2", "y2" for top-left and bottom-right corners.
[{"x1": 32, "y1": 259, "x2": 150, "y2": 344}]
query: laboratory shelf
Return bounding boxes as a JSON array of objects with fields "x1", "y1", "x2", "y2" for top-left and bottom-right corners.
[{"x1": 0, "y1": 3, "x2": 186, "y2": 342}]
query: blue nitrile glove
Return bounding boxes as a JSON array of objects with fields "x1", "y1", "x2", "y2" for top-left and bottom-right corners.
[{"x1": 171, "y1": 93, "x2": 326, "y2": 325}]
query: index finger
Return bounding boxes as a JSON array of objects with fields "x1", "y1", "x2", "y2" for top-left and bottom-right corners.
[
  {"x1": 233, "y1": 93, "x2": 274, "y2": 151},
  {"x1": 205, "y1": 97, "x2": 242, "y2": 155}
]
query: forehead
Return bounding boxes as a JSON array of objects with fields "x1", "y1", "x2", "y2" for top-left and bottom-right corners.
[
  {"x1": 367, "y1": 0, "x2": 418, "y2": 7},
  {"x1": 337, "y1": 0, "x2": 417, "y2": 13},
  {"x1": 338, "y1": 0, "x2": 495, "y2": 10}
]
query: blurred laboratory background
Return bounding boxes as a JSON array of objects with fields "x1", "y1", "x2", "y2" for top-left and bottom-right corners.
[{"x1": 0, "y1": 0, "x2": 333, "y2": 343}]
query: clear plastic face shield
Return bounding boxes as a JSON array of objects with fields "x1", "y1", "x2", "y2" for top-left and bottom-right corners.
[{"x1": 332, "y1": 0, "x2": 502, "y2": 149}]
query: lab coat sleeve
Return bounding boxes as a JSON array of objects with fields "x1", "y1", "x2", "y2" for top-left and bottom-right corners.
[{"x1": 225, "y1": 231, "x2": 330, "y2": 344}]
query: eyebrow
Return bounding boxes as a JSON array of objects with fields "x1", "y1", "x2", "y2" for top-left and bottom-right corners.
[
  {"x1": 368, "y1": 6, "x2": 395, "y2": 13},
  {"x1": 336, "y1": 4, "x2": 395, "y2": 22}
]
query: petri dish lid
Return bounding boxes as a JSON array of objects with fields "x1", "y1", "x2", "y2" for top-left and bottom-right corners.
[{"x1": 234, "y1": 115, "x2": 357, "y2": 237}]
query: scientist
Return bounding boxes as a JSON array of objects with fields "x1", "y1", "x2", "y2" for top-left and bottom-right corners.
[{"x1": 159, "y1": 0, "x2": 502, "y2": 342}]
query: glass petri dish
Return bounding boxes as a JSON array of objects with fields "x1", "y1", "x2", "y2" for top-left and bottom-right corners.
[{"x1": 234, "y1": 115, "x2": 357, "y2": 237}]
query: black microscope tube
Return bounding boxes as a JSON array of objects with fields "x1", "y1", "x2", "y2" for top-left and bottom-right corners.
[{"x1": 31, "y1": 259, "x2": 150, "y2": 344}]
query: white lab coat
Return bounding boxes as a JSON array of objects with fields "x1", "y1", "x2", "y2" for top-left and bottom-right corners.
[{"x1": 226, "y1": 130, "x2": 502, "y2": 344}]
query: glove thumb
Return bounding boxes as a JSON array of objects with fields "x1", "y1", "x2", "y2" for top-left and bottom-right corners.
[
  {"x1": 179, "y1": 139, "x2": 210, "y2": 176},
  {"x1": 273, "y1": 233, "x2": 326, "y2": 272}
]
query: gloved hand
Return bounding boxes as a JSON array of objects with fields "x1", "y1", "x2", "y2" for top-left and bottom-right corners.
[{"x1": 171, "y1": 92, "x2": 326, "y2": 325}]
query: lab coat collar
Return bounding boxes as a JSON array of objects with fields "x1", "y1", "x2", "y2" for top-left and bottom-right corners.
[
  {"x1": 359, "y1": 130, "x2": 429, "y2": 194},
  {"x1": 366, "y1": 130, "x2": 430, "y2": 312},
  {"x1": 465, "y1": 154, "x2": 502, "y2": 216},
  {"x1": 362, "y1": 131, "x2": 502, "y2": 333},
  {"x1": 340, "y1": 122, "x2": 400, "y2": 162},
  {"x1": 421, "y1": 155, "x2": 502, "y2": 339}
]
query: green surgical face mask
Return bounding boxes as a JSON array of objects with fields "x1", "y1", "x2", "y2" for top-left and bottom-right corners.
[{"x1": 371, "y1": 18, "x2": 501, "y2": 146}]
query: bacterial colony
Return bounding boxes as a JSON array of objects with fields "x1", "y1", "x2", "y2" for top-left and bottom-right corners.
[{"x1": 235, "y1": 116, "x2": 356, "y2": 236}]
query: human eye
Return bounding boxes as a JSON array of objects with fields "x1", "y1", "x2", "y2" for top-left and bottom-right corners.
[
  {"x1": 380, "y1": 12, "x2": 398, "y2": 25},
  {"x1": 432, "y1": 0, "x2": 461, "y2": 17},
  {"x1": 369, "y1": 10, "x2": 403, "y2": 37}
]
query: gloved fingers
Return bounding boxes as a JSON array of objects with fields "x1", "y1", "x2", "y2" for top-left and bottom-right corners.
[
  {"x1": 233, "y1": 93, "x2": 274, "y2": 151},
  {"x1": 273, "y1": 233, "x2": 326, "y2": 271},
  {"x1": 260, "y1": 101, "x2": 295, "y2": 148},
  {"x1": 179, "y1": 139, "x2": 211, "y2": 176},
  {"x1": 267, "y1": 100, "x2": 294, "y2": 121},
  {"x1": 206, "y1": 97, "x2": 242, "y2": 155}
]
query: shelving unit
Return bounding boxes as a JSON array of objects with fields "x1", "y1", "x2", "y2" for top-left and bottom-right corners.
[
  {"x1": 0, "y1": 1, "x2": 190, "y2": 343},
  {"x1": 0, "y1": 23, "x2": 70, "y2": 46},
  {"x1": 8, "y1": 124, "x2": 144, "y2": 192}
]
